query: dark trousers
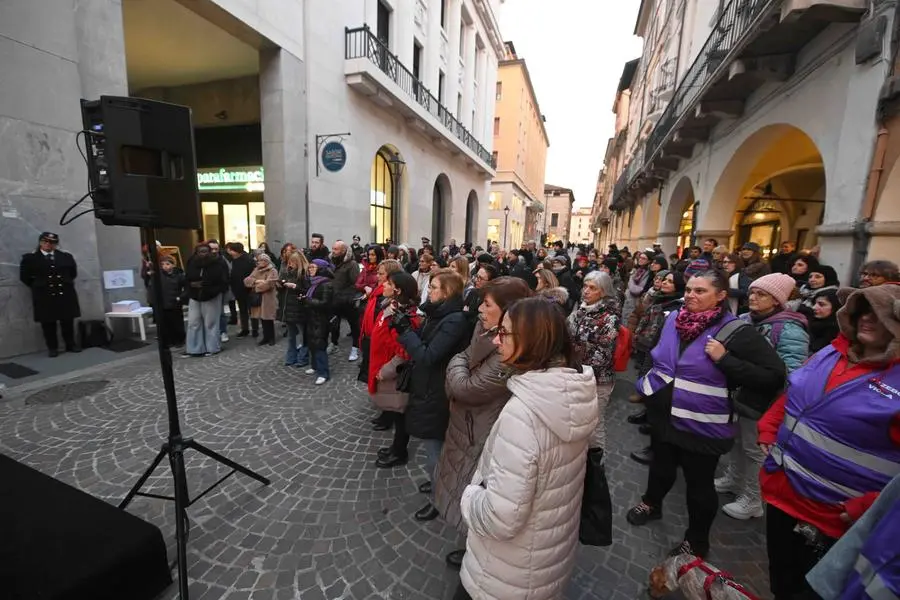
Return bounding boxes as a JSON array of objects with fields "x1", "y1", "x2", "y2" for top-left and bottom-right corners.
[
  {"x1": 643, "y1": 439, "x2": 720, "y2": 551},
  {"x1": 161, "y1": 308, "x2": 186, "y2": 347},
  {"x1": 330, "y1": 303, "x2": 361, "y2": 347},
  {"x1": 389, "y1": 411, "x2": 410, "y2": 458},
  {"x1": 235, "y1": 297, "x2": 250, "y2": 332},
  {"x1": 766, "y1": 504, "x2": 832, "y2": 600},
  {"x1": 41, "y1": 319, "x2": 75, "y2": 351},
  {"x1": 257, "y1": 319, "x2": 275, "y2": 342},
  {"x1": 453, "y1": 582, "x2": 472, "y2": 600},
  {"x1": 227, "y1": 300, "x2": 237, "y2": 324}
]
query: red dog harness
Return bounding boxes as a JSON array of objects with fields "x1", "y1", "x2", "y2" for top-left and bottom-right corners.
[{"x1": 676, "y1": 558, "x2": 761, "y2": 600}]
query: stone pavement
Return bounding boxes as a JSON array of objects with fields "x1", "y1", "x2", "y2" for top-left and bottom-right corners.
[{"x1": 0, "y1": 334, "x2": 770, "y2": 600}]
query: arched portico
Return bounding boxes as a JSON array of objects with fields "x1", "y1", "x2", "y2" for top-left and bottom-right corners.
[
  {"x1": 432, "y1": 174, "x2": 452, "y2": 248},
  {"x1": 465, "y1": 191, "x2": 478, "y2": 244},
  {"x1": 370, "y1": 144, "x2": 407, "y2": 243},
  {"x1": 701, "y1": 124, "x2": 826, "y2": 256}
]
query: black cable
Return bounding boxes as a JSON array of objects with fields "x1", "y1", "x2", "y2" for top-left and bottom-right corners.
[{"x1": 58, "y1": 192, "x2": 95, "y2": 226}]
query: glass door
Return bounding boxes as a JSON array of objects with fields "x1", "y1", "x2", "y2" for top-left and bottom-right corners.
[
  {"x1": 223, "y1": 204, "x2": 250, "y2": 249},
  {"x1": 248, "y1": 202, "x2": 266, "y2": 249}
]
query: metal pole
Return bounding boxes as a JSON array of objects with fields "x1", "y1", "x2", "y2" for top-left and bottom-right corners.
[{"x1": 504, "y1": 210, "x2": 509, "y2": 249}]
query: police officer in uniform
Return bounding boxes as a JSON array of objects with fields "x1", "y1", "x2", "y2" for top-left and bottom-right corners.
[{"x1": 19, "y1": 232, "x2": 82, "y2": 357}]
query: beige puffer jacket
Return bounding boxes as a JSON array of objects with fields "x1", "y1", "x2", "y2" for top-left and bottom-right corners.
[{"x1": 460, "y1": 365, "x2": 598, "y2": 600}]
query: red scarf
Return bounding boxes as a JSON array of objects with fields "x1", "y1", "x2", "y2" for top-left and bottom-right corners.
[{"x1": 674, "y1": 305, "x2": 724, "y2": 342}]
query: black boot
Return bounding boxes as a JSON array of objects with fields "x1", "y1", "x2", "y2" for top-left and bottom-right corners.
[
  {"x1": 630, "y1": 446, "x2": 653, "y2": 465},
  {"x1": 627, "y1": 409, "x2": 648, "y2": 424}
]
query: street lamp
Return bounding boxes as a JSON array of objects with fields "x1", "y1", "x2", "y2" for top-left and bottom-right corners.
[
  {"x1": 386, "y1": 152, "x2": 406, "y2": 242},
  {"x1": 503, "y1": 206, "x2": 510, "y2": 249}
]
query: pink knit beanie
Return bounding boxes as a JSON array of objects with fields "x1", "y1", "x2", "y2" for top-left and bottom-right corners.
[{"x1": 749, "y1": 273, "x2": 796, "y2": 307}]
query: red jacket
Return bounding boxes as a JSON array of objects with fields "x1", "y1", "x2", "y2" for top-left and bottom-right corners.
[
  {"x1": 355, "y1": 264, "x2": 379, "y2": 294},
  {"x1": 758, "y1": 334, "x2": 900, "y2": 538},
  {"x1": 359, "y1": 285, "x2": 384, "y2": 342},
  {"x1": 367, "y1": 306, "x2": 420, "y2": 394}
]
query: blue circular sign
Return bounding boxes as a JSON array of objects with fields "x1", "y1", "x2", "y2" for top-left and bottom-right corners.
[{"x1": 321, "y1": 141, "x2": 347, "y2": 173}]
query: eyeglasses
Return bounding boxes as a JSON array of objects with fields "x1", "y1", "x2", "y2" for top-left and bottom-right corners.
[
  {"x1": 496, "y1": 326, "x2": 516, "y2": 344},
  {"x1": 861, "y1": 272, "x2": 885, "y2": 279}
]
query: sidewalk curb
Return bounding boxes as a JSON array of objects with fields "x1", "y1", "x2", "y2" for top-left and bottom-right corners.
[{"x1": 0, "y1": 350, "x2": 155, "y2": 404}]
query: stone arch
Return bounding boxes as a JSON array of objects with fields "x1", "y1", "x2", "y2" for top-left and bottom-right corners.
[
  {"x1": 703, "y1": 124, "x2": 825, "y2": 253},
  {"x1": 465, "y1": 190, "x2": 478, "y2": 244},
  {"x1": 432, "y1": 173, "x2": 452, "y2": 248}
]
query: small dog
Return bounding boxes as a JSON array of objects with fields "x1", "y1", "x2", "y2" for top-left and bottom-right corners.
[{"x1": 648, "y1": 554, "x2": 760, "y2": 600}]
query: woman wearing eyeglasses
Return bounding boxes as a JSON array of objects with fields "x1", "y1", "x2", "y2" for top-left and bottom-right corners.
[
  {"x1": 435, "y1": 277, "x2": 532, "y2": 570},
  {"x1": 456, "y1": 297, "x2": 597, "y2": 600}
]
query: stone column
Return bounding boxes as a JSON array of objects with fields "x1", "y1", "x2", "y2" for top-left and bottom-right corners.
[
  {"x1": 654, "y1": 232, "x2": 679, "y2": 257},
  {"x1": 260, "y1": 48, "x2": 308, "y2": 248},
  {"x1": 74, "y1": 0, "x2": 142, "y2": 310}
]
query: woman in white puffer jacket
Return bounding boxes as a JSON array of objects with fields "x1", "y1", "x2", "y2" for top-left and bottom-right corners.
[{"x1": 457, "y1": 297, "x2": 599, "y2": 600}]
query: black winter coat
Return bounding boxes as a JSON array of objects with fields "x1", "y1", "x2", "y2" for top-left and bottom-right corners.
[
  {"x1": 20, "y1": 250, "x2": 81, "y2": 322},
  {"x1": 302, "y1": 276, "x2": 334, "y2": 351},
  {"x1": 331, "y1": 255, "x2": 361, "y2": 306},
  {"x1": 277, "y1": 270, "x2": 308, "y2": 325},
  {"x1": 229, "y1": 253, "x2": 255, "y2": 298},
  {"x1": 645, "y1": 314, "x2": 786, "y2": 455},
  {"x1": 509, "y1": 261, "x2": 537, "y2": 289},
  {"x1": 398, "y1": 297, "x2": 473, "y2": 440},
  {"x1": 184, "y1": 257, "x2": 229, "y2": 302},
  {"x1": 554, "y1": 267, "x2": 579, "y2": 312},
  {"x1": 149, "y1": 270, "x2": 186, "y2": 310}
]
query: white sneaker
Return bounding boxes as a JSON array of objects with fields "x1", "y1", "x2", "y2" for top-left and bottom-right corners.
[
  {"x1": 304, "y1": 368, "x2": 316, "y2": 375},
  {"x1": 714, "y1": 475, "x2": 739, "y2": 494},
  {"x1": 348, "y1": 347, "x2": 359, "y2": 362},
  {"x1": 722, "y1": 495, "x2": 764, "y2": 520},
  {"x1": 315, "y1": 376, "x2": 327, "y2": 385},
  {"x1": 220, "y1": 332, "x2": 229, "y2": 343}
]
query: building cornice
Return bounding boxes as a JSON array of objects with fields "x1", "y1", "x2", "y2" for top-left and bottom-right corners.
[
  {"x1": 473, "y1": 0, "x2": 506, "y2": 57},
  {"x1": 498, "y1": 57, "x2": 550, "y2": 146}
]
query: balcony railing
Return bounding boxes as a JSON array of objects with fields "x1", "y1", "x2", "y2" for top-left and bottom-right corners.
[
  {"x1": 644, "y1": 0, "x2": 777, "y2": 163},
  {"x1": 345, "y1": 25, "x2": 495, "y2": 169}
]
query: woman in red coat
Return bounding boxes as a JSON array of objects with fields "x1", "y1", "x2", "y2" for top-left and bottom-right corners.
[
  {"x1": 358, "y1": 259, "x2": 403, "y2": 401},
  {"x1": 369, "y1": 271, "x2": 422, "y2": 467}
]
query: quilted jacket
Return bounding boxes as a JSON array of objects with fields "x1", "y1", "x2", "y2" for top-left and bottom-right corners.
[
  {"x1": 460, "y1": 365, "x2": 598, "y2": 600},
  {"x1": 434, "y1": 322, "x2": 512, "y2": 534},
  {"x1": 567, "y1": 297, "x2": 620, "y2": 385}
]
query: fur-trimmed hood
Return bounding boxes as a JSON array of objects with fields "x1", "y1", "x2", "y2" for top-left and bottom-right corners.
[{"x1": 836, "y1": 285, "x2": 900, "y2": 364}]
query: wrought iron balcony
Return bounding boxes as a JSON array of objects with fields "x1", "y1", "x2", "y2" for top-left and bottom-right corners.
[
  {"x1": 345, "y1": 25, "x2": 495, "y2": 170},
  {"x1": 645, "y1": 0, "x2": 779, "y2": 163}
]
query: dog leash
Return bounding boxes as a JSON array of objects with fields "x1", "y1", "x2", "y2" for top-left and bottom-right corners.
[{"x1": 676, "y1": 558, "x2": 761, "y2": 600}]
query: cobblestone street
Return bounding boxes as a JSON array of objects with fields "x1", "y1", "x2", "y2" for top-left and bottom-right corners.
[{"x1": 0, "y1": 335, "x2": 770, "y2": 600}]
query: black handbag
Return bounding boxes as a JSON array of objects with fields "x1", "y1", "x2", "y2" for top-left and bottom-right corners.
[
  {"x1": 248, "y1": 291, "x2": 262, "y2": 307},
  {"x1": 395, "y1": 361, "x2": 413, "y2": 393},
  {"x1": 579, "y1": 448, "x2": 613, "y2": 546}
]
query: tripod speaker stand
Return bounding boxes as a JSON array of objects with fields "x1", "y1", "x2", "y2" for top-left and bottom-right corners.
[{"x1": 119, "y1": 227, "x2": 271, "y2": 600}]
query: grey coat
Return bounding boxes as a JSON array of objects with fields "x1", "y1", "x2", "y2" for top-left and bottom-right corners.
[{"x1": 434, "y1": 322, "x2": 511, "y2": 533}]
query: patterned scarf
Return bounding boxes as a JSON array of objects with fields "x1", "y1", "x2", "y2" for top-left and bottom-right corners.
[{"x1": 674, "y1": 305, "x2": 724, "y2": 342}]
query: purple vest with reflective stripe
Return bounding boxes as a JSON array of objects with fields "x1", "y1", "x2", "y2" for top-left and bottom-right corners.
[
  {"x1": 635, "y1": 310, "x2": 736, "y2": 439},
  {"x1": 763, "y1": 346, "x2": 900, "y2": 505},
  {"x1": 840, "y1": 496, "x2": 900, "y2": 600}
]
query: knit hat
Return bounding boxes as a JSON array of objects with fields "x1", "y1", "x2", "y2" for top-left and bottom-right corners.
[
  {"x1": 742, "y1": 242, "x2": 761, "y2": 253},
  {"x1": 651, "y1": 255, "x2": 670, "y2": 270},
  {"x1": 684, "y1": 258, "x2": 710, "y2": 277},
  {"x1": 312, "y1": 258, "x2": 332, "y2": 270},
  {"x1": 749, "y1": 273, "x2": 797, "y2": 307}
]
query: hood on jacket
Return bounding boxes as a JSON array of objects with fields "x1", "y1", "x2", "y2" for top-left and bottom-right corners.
[
  {"x1": 507, "y1": 366, "x2": 598, "y2": 443},
  {"x1": 836, "y1": 285, "x2": 900, "y2": 363},
  {"x1": 539, "y1": 286, "x2": 569, "y2": 306}
]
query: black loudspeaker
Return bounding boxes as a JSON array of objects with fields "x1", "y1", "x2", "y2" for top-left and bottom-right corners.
[{"x1": 80, "y1": 96, "x2": 200, "y2": 229}]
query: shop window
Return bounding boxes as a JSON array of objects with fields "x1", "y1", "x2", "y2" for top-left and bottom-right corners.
[
  {"x1": 370, "y1": 150, "x2": 396, "y2": 243},
  {"x1": 551, "y1": 213, "x2": 559, "y2": 227},
  {"x1": 493, "y1": 118, "x2": 500, "y2": 135}
]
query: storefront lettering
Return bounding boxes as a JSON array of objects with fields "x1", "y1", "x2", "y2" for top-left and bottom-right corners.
[{"x1": 197, "y1": 167, "x2": 265, "y2": 192}]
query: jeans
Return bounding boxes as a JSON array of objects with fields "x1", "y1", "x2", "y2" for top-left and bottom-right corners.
[
  {"x1": 721, "y1": 417, "x2": 765, "y2": 502},
  {"x1": 422, "y1": 439, "x2": 444, "y2": 501},
  {"x1": 643, "y1": 440, "x2": 720, "y2": 551},
  {"x1": 187, "y1": 296, "x2": 222, "y2": 355},
  {"x1": 310, "y1": 348, "x2": 330, "y2": 379},
  {"x1": 590, "y1": 382, "x2": 615, "y2": 450},
  {"x1": 285, "y1": 323, "x2": 302, "y2": 365},
  {"x1": 218, "y1": 295, "x2": 228, "y2": 334}
]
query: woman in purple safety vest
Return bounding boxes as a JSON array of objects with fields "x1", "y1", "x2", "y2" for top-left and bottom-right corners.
[{"x1": 625, "y1": 269, "x2": 786, "y2": 559}]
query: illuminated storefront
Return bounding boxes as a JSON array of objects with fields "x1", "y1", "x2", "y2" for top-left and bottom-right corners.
[{"x1": 198, "y1": 166, "x2": 267, "y2": 250}]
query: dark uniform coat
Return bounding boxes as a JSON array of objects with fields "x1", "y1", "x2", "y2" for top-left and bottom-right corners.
[{"x1": 19, "y1": 250, "x2": 81, "y2": 322}]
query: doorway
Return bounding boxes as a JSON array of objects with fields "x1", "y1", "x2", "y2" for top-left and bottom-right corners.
[{"x1": 201, "y1": 194, "x2": 266, "y2": 249}]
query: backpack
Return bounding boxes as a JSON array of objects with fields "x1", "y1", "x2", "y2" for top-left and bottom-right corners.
[
  {"x1": 78, "y1": 319, "x2": 112, "y2": 348},
  {"x1": 613, "y1": 326, "x2": 633, "y2": 372}
]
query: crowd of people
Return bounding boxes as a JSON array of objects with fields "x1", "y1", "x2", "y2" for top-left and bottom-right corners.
[{"x1": 129, "y1": 233, "x2": 900, "y2": 599}]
